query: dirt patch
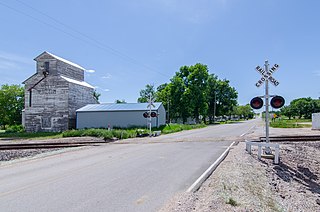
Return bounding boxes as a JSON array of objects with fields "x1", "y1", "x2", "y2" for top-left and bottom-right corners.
[{"x1": 160, "y1": 128, "x2": 320, "y2": 211}]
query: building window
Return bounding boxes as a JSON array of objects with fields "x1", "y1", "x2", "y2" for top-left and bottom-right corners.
[
  {"x1": 29, "y1": 90, "x2": 32, "y2": 107},
  {"x1": 44, "y1": 62, "x2": 49, "y2": 72}
]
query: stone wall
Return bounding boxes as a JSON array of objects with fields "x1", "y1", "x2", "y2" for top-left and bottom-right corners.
[
  {"x1": 24, "y1": 75, "x2": 69, "y2": 132},
  {"x1": 57, "y1": 60, "x2": 84, "y2": 81},
  {"x1": 68, "y1": 83, "x2": 97, "y2": 129}
]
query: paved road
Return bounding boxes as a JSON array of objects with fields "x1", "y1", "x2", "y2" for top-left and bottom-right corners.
[{"x1": 0, "y1": 120, "x2": 257, "y2": 212}]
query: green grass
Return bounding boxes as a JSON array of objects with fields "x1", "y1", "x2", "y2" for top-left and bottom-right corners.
[
  {"x1": 226, "y1": 197, "x2": 238, "y2": 206},
  {"x1": 158, "y1": 123, "x2": 206, "y2": 134},
  {"x1": 62, "y1": 128, "x2": 137, "y2": 140},
  {"x1": 270, "y1": 118, "x2": 312, "y2": 128},
  {"x1": 0, "y1": 123, "x2": 206, "y2": 140},
  {"x1": 0, "y1": 131, "x2": 62, "y2": 139}
]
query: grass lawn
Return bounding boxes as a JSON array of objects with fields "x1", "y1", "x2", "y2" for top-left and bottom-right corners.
[
  {"x1": 270, "y1": 118, "x2": 311, "y2": 128},
  {"x1": 0, "y1": 123, "x2": 207, "y2": 140},
  {"x1": 0, "y1": 131, "x2": 62, "y2": 139}
]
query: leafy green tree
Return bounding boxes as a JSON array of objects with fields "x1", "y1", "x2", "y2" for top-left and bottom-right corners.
[
  {"x1": 93, "y1": 89, "x2": 101, "y2": 103},
  {"x1": 234, "y1": 104, "x2": 254, "y2": 119},
  {"x1": 0, "y1": 84, "x2": 24, "y2": 128},
  {"x1": 280, "y1": 105, "x2": 295, "y2": 119},
  {"x1": 280, "y1": 97, "x2": 320, "y2": 119},
  {"x1": 139, "y1": 63, "x2": 239, "y2": 123},
  {"x1": 207, "y1": 74, "x2": 219, "y2": 123},
  {"x1": 155, "y1": 83, "x2": 171, "y2": 122},
  {"x1": 137, "y1": 84, "x2": 156, "y2": 103},
  {"x1": 214, "y1": 79, "x2": 238, "y2": 117},
  {"x1": 169, "y1": 75, "x2": 190, "y2": 123},
  {"x1": 186, "y1": 64, "x2": 209, "y2": 123}
]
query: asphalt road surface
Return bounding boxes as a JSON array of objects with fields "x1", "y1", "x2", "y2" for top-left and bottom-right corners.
[{"x1": 0, "y1": 120, "x2": 257, "y2": 212}]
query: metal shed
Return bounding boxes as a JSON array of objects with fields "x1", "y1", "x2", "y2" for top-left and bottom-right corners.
[{"x1": 76, "y1": 102, "x2": 166, "y2": 129}]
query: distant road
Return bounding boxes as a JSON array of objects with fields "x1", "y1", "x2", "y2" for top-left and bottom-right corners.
[{"x1": 0, "y1": 120, "x2": 258, "y2": 212}]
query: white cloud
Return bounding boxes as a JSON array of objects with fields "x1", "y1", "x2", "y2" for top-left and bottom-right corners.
[
  {"x1": 102, "y1": 73, "x2": 112, "y2": 79},
  {"x1": 85, "y1": 69, "x2": 96, "y2": 73},
  {"x1": 103, "y1": 89, "x2": 110, "y2": 92},
  {"x1": 0, "y1": 51, "x2": 33, "y2": 70},
  {"x1": 313, "y1": 71, "x2": 320, "y2": 76},
  {"x1": 0, "y1": 51, "x2": 32, "y2": 65}
]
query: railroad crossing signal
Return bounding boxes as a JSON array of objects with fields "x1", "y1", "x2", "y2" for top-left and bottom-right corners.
[
  {"x1": 251, "y1": 60, "x2": 285, "y2": 155},
  {"x1": 255, "y1": 64, "x2": 280, "y2": 87},
  {"x1": 143, "y1": 111, "x2": 158, "y2": 118}
]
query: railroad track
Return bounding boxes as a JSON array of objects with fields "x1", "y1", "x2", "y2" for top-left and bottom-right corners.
[
  {"x1": 0, "y1": 141, "x2": 108, "y2": 150},
  {"x1": 259, "y1": 135, "x2": 320, "y2": 142}
]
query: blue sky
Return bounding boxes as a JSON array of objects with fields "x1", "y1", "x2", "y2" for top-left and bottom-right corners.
[{"x1": 0, "y1": 0, "x2": 319, "y2": 105}]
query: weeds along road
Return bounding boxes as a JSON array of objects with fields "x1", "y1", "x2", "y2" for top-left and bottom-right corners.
[{"x1": 0, "y1": 120, "x2": 257, "y2": 212}]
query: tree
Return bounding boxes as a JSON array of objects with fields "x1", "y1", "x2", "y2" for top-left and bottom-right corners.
[
  {"x1": 155, "y1": 83, "x2": 171, "y2": 122},
  {"x1": 0, "y1": 84, "x2": 24, "y2": 128},
  {"x1": 93, "y1": 89, "x2": 101, "y2": 103},
  {"x1": 290, "y1": 97, "x2": 320, "y2": 119},
  {"x1": 280, "y1": 105, "x2": 294, "y2": 119},
  {"x1": 186, "y1": 63, "x2": 209, "y2": 123},
  {"x1": 169, "y1": 75, "x2": 190, "y2": 123},
  {"x1": 137, "y1": 84, "x2": 156, "y2": 103},
  {"x1": 214, "y1": 79, "x2": 238, "y2": 117},
  {"x1": 207, "y1": 74, "x2": 219, "y2": 123},
  {"x1": 139, "y1": 63, "x2": 239, "y2": 123},
  {"x1": 234, "y1": 104, "x2": 254, "y2": 119}
]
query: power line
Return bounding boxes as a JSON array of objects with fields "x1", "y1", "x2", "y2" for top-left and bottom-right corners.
[{"x1": 0, "y1": 1, "x2": 170, "y2": 78}]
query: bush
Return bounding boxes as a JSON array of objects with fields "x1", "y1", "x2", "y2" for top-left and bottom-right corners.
[
  {"x1": 62, "y1": 128, "x2": 137, "y2": 140},
  {"x1": 5, "y1": 125, "x2": 25, "y2": 133}
]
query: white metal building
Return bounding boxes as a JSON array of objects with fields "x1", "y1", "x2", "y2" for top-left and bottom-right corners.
[
  {"x1": 312, "y1": 113, "x2": 320, "y2": 130},
  {"x1": 76, "y1": 102, "x2": 166, "y2": 129}
]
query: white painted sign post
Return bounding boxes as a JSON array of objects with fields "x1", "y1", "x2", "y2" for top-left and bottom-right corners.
[
  {"x1": 255, "y1": 60, "x2": 280, "y2": 154},
  {"x1": 147, "y1": 95, "x2": 155, "y2": 136}
]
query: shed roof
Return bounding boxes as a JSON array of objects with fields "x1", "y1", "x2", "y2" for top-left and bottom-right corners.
[{"x1": 77, "y1": 102, "x2": 163, "y2": 112}]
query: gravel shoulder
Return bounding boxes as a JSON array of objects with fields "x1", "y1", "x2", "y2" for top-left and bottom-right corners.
[{"x1": 160, "y1": 126, "x2": 320, "y2": 211}]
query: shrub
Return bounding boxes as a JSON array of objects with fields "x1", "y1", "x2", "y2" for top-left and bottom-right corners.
[
  {"x1": 5, "y1": 125, "x2": 25, "y2": 133},
  {"x1": 226, "y1": 197, "x2": 238, "y2": 206}
]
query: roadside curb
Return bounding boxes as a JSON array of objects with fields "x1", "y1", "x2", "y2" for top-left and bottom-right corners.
[{"x1": 186, "y1": 141, "x2": 235, "y2": 193}]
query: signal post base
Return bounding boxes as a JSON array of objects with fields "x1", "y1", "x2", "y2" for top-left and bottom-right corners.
[{"x1": 245, "y1": 141, "x2": 280, "y2": 164}]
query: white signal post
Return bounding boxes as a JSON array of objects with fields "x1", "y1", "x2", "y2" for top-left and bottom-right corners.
[
  {"x1": 147, "y1": 95, "x2": 155, "y2": 136},
  {"x1": 264, "y1": 61, "x2": 271, "y2": 154},
  {"x1": 255, "y1": 60, "x2": 280, "y2": 154}
]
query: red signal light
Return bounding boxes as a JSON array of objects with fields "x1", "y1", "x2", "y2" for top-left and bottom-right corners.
[
  {"x1": 250, "y1": 97, "x2": 264, "y2": 110},
  {"x1": 270, "y1": 96, "x2": 285, "y2": 109},
  {"x1": 151, "y1": 112, "x2": 157, "y2": 117},
  {"x1": 143, "y1": 112, "x2": 149, "y2": 118}
]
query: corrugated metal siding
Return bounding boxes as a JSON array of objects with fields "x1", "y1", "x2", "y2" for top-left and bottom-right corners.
[
  {"x1": 77, "y1": 102, "x2": 162, "y2": 112},
  {"x1": 77, "y1": 111, "x2": 157, "y2": 129},
  {"x1": 76, "y1": 103, "x2": 166, "y2": 129}
]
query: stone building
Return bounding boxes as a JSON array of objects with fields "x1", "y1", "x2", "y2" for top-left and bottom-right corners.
[{"x1": 23, "y1": 51, "x2": 98, "y2": 132}]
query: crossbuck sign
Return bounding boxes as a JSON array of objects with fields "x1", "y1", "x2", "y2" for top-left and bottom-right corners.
[{"x1": 255, "y1": 64, "x2": 279, "y2": 87}]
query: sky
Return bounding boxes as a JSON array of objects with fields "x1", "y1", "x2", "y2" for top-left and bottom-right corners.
[{"x1": 0, "y1": 0, "x2": 320, "y2": 105}]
